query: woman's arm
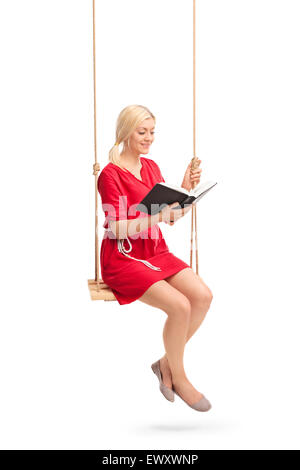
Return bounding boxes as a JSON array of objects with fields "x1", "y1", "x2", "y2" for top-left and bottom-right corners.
[
  {"x1": 109, "y1": 201, "x2": 188, "y2": 239},
  {"x1": 109, "y1": 212, "x2": 163, "y2": 239}
]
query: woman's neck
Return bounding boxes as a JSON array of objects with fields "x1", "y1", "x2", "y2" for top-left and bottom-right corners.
[{"x1": 120, "y1": 152, "x2": 141, "y2": 168}]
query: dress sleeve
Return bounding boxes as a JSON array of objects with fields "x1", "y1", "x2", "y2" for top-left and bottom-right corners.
[{"x1": 97, "y1": 171, "x2": 128, "y2": 222}]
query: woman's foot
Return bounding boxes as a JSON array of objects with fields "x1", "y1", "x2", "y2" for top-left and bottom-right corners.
[
  {"x1": 159, "y1": 355, "x2": 173, "y2": 389},
  {"x1": 172, "y1": 377, "x2": 204, "y2": 406},
  {"x1": 160, "y1": 356, "x2": 206, "y2": 407}
]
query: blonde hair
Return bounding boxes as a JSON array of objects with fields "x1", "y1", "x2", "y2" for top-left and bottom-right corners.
[{"x1": 108, "y1": 104, "x2": 156, "y2": 169}]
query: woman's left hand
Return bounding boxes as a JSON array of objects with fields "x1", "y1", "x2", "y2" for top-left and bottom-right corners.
[{"x1": 181, "y1": 157, "x2": 202, "y2": 192}]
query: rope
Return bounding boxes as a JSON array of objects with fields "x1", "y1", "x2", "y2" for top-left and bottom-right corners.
[
  {"x1": 104, "y1": 229, "x2": 162, "y2": 271},
  {"x1": 117, "y1": 238, "x2": 162, "y2": 271},
  {"x1": 190, "y1": 0, "x2": 199, "y2": 275},
  {"x1": 92, "y1": 0, "x2": 100, "y2": 284},
  {"x1": 91, "y1": 0, "x2": 200, "y2": 284}
]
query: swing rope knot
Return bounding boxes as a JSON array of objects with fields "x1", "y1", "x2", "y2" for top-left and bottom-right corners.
[{"x1": 93, "y1": 163, "x2": 100, "y2": 175}]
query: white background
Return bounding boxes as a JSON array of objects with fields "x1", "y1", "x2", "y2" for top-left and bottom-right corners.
[{"x1": 0, "y1": 0, "x2": 299, "y2": 450}]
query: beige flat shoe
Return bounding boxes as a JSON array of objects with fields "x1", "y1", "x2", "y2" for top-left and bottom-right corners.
[
  {"x1": 151, "y1": 360, "x2": 174, "y2": 402},
  {"x1": 172, "y1": 384, "x2": 212, "y2": 412}
]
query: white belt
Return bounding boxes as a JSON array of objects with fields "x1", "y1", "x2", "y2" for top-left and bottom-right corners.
[{"x1": 104, "y1": 228, "x2": 162, "y2": 271}]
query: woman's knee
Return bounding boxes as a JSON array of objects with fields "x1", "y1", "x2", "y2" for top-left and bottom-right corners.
[
  {"x1": 193, "y1": 285, "x2": 213, "y2": 310},
  {"x1": 138, "y1": 280, "x2": 191, "y2": 319},
  {"x1": 206, "y1": 287, "x2": 213, "y2": 306},
  {"x1": 165, "y1": 295, "x2": 192, "y2": 322}
]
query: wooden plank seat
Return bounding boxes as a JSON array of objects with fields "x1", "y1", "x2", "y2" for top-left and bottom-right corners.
[{"x1": 87, "y1": 279, "x2": 117, "y2": 301}]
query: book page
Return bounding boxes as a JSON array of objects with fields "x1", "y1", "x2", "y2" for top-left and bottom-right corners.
[
  {"x1": 192, "y1": 180, "x2": 217, "y2": 197},
  {"x1": 193, "y1": 182, "x2": 218, "y2": 201}
]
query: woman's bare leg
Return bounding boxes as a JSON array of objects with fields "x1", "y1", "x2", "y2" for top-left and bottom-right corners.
[
  {"x1": 160, "y1": 268, "x2": 213, "y2": 384},
  {"x1": 139, "y1": 278, "x2": 206, "y2": 405}
]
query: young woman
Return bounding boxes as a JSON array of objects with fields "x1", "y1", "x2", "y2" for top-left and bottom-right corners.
[{"x1": 98, "y1": 105, "x2": 213, "y2": 412}]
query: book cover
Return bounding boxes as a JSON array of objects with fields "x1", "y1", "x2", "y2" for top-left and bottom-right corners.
[{"x1": 136, "y1": 180, "x2": 217, "y2": 215}]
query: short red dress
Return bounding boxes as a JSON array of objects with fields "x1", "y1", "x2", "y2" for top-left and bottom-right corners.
[{"x1": 97, "y1": 157, "x2": 190, "y2": 305}]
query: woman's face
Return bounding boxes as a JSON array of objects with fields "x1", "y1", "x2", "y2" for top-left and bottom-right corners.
[{"x1": 129, "y1": 118, "x2": 155, "y2": 155}]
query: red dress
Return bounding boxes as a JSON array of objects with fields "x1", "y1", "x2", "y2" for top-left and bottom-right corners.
[{"x1": 97, "y1": 157, "x2": 190, "y2": 305}]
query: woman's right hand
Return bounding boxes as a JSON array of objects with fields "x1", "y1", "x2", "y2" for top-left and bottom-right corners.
[{"x1": 160, "y1": 202, "x2": 192, "y2": 225}]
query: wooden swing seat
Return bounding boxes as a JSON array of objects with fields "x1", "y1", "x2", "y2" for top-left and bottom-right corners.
[{"x1": 87, "y1": 279, "x2": 117, "y2": 301}]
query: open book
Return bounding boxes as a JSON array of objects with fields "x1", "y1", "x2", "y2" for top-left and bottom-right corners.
[{"x1": 136, "y1": 180, "x2": 217, "y2": 215}]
